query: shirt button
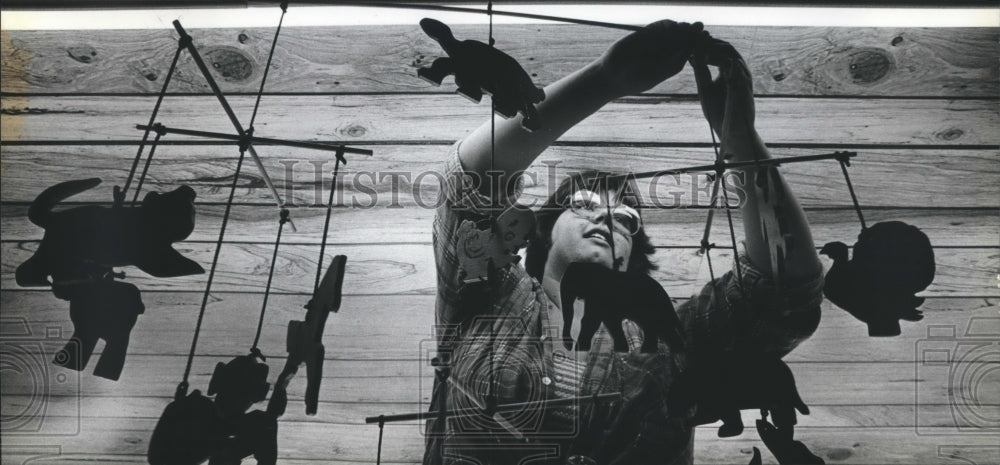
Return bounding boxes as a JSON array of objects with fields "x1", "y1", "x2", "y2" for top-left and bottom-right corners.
[
  {"x1": 540, "y1": 334, "x2": 549, "y2": 341},
  {"x1": 542, "y1": 376, "x2": 552, "y2": 386}
]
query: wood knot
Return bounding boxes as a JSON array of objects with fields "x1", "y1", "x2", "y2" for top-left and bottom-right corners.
[
  {"x1": 891, "y1": 35, "x2": 904, "y2": 46},
  {"x1": 345, "y1": 124, "x2": 368, "y2": 137},
  {"x1": 203, "y1": 47, "x2": 255, "y2": 82},
  {"x1": 238, "y1": 32, "x2": 250, "y2": 44},
  {"x1": 826, "y1": 448, "x2": 854, "y2": 461},
  {"x1": 847, "y1": 49, "x2": 892, "y2": 84},
  {"x1": 936, "y1": 128, "x2": 964, "y2": 141},
  {"x1": 66, "y1": 46, "x2": 98, "y2": 64},
  {"x1": 772, "y1": 73, "x2": 786, "y2": 82}
]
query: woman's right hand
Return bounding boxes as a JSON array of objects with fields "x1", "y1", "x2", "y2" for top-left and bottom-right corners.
[{"x1": 596, "y1": 20, "x2": 706, "y2": 98}]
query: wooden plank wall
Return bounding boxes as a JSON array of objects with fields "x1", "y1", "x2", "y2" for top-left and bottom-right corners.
[{"x1": 2, "y1": 18, "x2": 998, "y2": 465}]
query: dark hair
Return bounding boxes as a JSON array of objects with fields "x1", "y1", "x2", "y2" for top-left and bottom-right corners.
[{"x1": 525, "y1": 170, "x2": 657, "y2": 280}]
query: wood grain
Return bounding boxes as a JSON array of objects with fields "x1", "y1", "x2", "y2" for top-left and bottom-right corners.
[
  {"x1": 1, "y1": 146, "x2": 996, "y2": 208},
  {"x1": 3, "y1": 203, "x2": 996, "y2": 247},
  {"x1": 2, "y1": 95, "x2": 996, "y2": 146},
  {"x1": 3, "y1": 243, "x2": 996, "y2": 296},
  {"x1": 2, "y1": 26, "x2": 996, "y2": 97},
  {"x1": 1, "y1": 292, "x2": 995, "y2": 363}
]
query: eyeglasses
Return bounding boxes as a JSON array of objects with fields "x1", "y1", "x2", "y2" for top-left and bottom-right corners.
[{"x1": 568, "y1": 189, "x2": 643, "y2": 237}]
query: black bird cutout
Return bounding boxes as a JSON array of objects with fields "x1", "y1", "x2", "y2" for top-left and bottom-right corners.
[
  {"x1": 559, "y1": 262, "x2": 685, "y2": 353},
  {"x1": 51, "y1": 276, "x2": 145, "y2": 381},
  {"x1": 417, "y1": 17, "x2": 546, "y2": 131},
  {"x1": 148, "y1": 354, "x2": 281, "y2": 465},
  {"x1": 16, "y1": 178, "x2": 204, "y2": 287},
  {"x1": 668, "y1": 353, "x2": 810, "y2": 438},
  {"x1": 273, "y1": 255, "x2": 347, "y2": 415},
  {"x1": 820, "y1": 221, "x2": 935, "y2": 337}
]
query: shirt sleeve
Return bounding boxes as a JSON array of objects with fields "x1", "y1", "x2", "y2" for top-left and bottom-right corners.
[
  {"x1": 432, "y1": 140, "x2": 533, "y2": 330},
  {"x1": 676, "y1": 243, "x2": 824, "y2": 359}
]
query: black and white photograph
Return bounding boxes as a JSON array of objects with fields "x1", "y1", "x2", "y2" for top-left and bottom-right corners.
[{"x1": 1, "y1": 2, "x2": 997, "y2": 464}]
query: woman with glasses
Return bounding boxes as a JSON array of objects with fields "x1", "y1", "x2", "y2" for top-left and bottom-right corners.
[{"x1": 426, "y1": 20, "x2": 824, "y2": 465}]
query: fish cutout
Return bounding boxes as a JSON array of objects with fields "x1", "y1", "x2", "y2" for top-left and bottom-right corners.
[
  {"x1": 560, "y1": 262, "x2": 685, "y2": 353},
  {"x1": 456, "y1": 207, "x2": 535, "y2": 283},
  {"x1": 51, "y1": 277, "x2": 145, "y2": 381},
  {"x1": 417, "y1": 17, "x2": 545, "y2": 131},
  {"x1": 273, "y1": 255, "x2": 347, "y2": 416},
  {"x1": 669, "y1": 353, "x2": 809, "y2": 438},
  {"x1": 16, "y1": 178, "x2": 203, "y2": 287},
  {"x1": 820, "y1": 221, "x2": 935, "y2": 336}
]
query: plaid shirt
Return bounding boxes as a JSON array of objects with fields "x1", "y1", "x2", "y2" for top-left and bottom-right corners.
[{"x1": 424, "y1": 142, "x2": 824, "y2": 465}]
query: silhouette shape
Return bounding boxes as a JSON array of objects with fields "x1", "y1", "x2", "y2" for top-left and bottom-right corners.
[
  {"x1": 417, "y1": 17, "x2": 546, "y2": 131},
  {"x1": 16, "y1": 178, "x2": 204, "y2": 288},
  {"x1": 456, "y1": 207, "x2": 535, "y2": 283},
  {"x1": 669, "y1": 353, "x2": 810, "y2": 438},
  {"x1": 756, "y1": 417, "x2": 825, "y2": 464},
  {"x1": 559, "y1": 262, "x2": 685, "y2": 353},
  {"x1": 52, "y1": 277, "x2": 145, "y2": 380},
  {"x1": 820, "y1": 221, "x2": 935, "y2": 336},
  {"x1": 148, "y1": 354, "x2": 281, "y2": 465},
  {"x1": 273, "y1": 255, "x2": 347, "y2": 415},
  {"x1": 748, "y1": 447, "x2": 762, "y2": 465}
]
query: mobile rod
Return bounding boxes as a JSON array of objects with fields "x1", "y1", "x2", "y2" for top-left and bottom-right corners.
[
  {"x1": 607, "y1": 151, "x2": 858, "y2": 182},
  {"x1": 137, "y1": 123, "x2": 372, "y2": 161},
  {"x1": 173, "y1": 19, "x2": 294, "y2": 228}
]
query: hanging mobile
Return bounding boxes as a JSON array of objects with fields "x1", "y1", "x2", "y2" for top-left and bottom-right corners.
[
  {"x1": 820, "y1": 155, "x2": 936, "y2": 337},
  {"x1": 14, "y1": 27, "x2": 202, "y2": 380}
]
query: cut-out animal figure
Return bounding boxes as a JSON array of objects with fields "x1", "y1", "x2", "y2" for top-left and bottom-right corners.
[
  {"x1": 456, "y1": 207, "x2": 535, "y2": 283},
  {"x1": 560, "y1": 262, "x2": 685, "y2": 353},
  {"x1": 16, "y1": 178, "x2": 203, "y2": 288},
  {"x1": 756, "y1": 417, "x2": 825, "y2": 464},
  {"x1": 273, "y1": 255, "x2": 347, "y2": 415},
  {"x1": 669, "y1": 353, "x2": 810, "y2": 438},
  {"x1": 51, "y1": 278, "x2": 145, "y2": 381},
  {"x1": 417, "y1": 17, "x2": 546, "y2": 131},
  {"x1": 148, "y1": 354, "x2": 282, "y2": 465},
  {"x1": 820, "y1": 221, "x2": 935, "y2": 337}
]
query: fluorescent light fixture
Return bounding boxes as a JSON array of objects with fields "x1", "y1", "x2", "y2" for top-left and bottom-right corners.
[{"x1": 2, "y1": 4, "x2": 998, "y2": 30}]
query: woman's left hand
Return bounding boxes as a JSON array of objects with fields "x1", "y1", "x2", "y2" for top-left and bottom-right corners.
[{"x1": 690, "y1": 37, "x2": 757, "y2": 152}]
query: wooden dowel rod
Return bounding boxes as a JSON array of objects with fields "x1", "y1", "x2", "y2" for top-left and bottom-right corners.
[{"x1": 136, "y1": 124, "x2": 372, "y2": 158}]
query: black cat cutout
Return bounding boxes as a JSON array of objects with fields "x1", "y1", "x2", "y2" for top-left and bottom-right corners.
[
  {"x1": 51, "y1": 277, "x2": 145, "y2": 381},
  {"x1": 669, "y1": 353, "x2": 810, "y2": 438},
  {"x1": 560, "y1": 262, "x2": 685, "y2": 353},
  {"x1": 417, "y1": 17, "x2": 545, "y2": 131},
  {"x1": 148, "y1": 354, "x2": 282, "y2": 465},
  {"x1": 274, "y1": 255, "x2": 347, "y2": 415},
  {"x1": 16, "y1": 178, "x2": 204, "y2": 288},
  {"x1": 820, "y1": 221, "x2": 935, "y2": 337}
]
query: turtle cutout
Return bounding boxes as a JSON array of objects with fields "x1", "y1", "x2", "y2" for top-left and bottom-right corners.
[
  {"x1": 559, "y1": 262, "x2": 685, "y2": 353},
  {"x1": 148, "y1": 354, "x2": 281, "y2": 465},
  {"x1": 820, "y1": 221, "x2": 935, "y2": 337},
  {"x1": 417, "y1": 17, "x2": 546, "y2": 131}
]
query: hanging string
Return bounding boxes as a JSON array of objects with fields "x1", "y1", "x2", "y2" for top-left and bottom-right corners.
[
  {"x1": 121, "y1": 42, "x2": 184, "y2": 206},
  {"x1": 376, "y1": 416, "x2": 385, "y2": 465},
  {"x1": 251, "y1": 208, "x2": 291, "y2": 353},
  {"x1": 180, "y1": 145, "x2": 249, "y2": 394},
  {"x1": 837, "y1": 156, "x2": 867, "y2": 230},
  {"x1": 248, "y1": 1, "x2": 288, "y2": 131},
  {"x1": 315, "y1": 152, "x2": 344, "y2": 290},
  {"x1": 707, "y1": 123, "x2": 747, "y2": 301},
  {"x1": 485, "y1": 0, "x2": 499, "y2": 424}
]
